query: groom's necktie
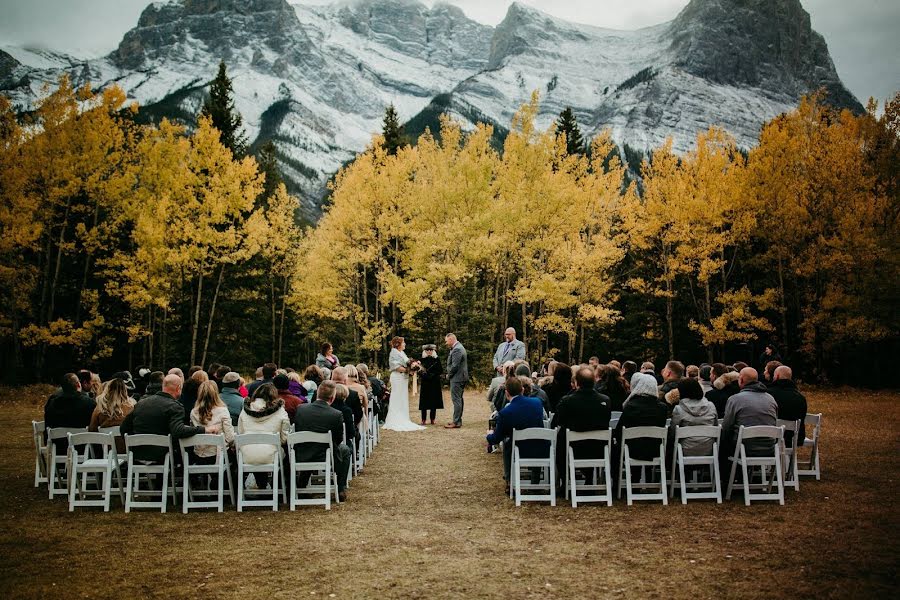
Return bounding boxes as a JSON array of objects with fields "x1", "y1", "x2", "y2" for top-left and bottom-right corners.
[{"x1": 505, "y1": 341, "x2": 511, "y2": 356}]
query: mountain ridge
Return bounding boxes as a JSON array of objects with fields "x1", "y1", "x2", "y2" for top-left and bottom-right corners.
[{"x1": 0, "y1": 0, "x2": 863, "y2": 219}]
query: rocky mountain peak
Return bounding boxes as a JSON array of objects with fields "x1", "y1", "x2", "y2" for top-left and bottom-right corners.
[{"x1": 670, "y1": 0, "x2": 863, "y2": 111}]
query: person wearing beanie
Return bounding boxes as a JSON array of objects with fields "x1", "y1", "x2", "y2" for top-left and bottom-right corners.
[
  {"x1": 220, "y1": 372, "x2": 244, "y2": 426},
  {"x1": 273, "y1": 373, "x2": 304, "y2": 424}
]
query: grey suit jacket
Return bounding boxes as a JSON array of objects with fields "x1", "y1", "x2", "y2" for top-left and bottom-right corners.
[
  {"x1": 447, "y1": 342, "x2": 469, "y2": 384},
  {"x1": 493, "y1": 339, "x2": 526, "y2": 368}
]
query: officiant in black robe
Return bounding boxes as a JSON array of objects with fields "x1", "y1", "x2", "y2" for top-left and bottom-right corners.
[{"x1": 418, "y1": 344, "x2": 444, "y2": 425}]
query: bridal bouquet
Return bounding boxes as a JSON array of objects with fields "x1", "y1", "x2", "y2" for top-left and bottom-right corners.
[{"x1": 406, "y1": 359, "x2": 422, "y2": 374}]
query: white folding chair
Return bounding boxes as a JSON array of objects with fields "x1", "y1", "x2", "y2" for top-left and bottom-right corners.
[
  {"x1": 180, "y1": 434, "x2": 235, "y2": 513},
  {"x1": 235, "y1": 433, "x2": 286, "y2": 512},
  {"x1": 510, "y1": 428, "x2": 556, "y2": 506},
  {"x1": 726, "y1": 425, "x2": 785, "y2": 505},
  {"x1": 46, "y1": 427, "x2": 87, "y2": 499},
  {"x1": 618, "y1": 426, "x2": 668, "y2": 505},
  {"x1": 32, "y1": 421, "x2": 48, "y2": 487},
  {"x1": 777, "y1": 419, "x2": 801, "y2": 491},
  {"x1": 286, "y1": 431, "x2": 340, "y2": 510},
  {"x1": 565, "y1": 429, "x2": 613, "y2": 507},
  {"x1": 798, "y1": 413, "x2": 822, "y2": 479},
  {"x1": 357, "y1": 423, "x2": 368, "y2": 471},
  {"x1": 669, "y1": 425, "x2": 722, "y2": 504},
  {"x1": 67, "y1": 432, "x2": 125, "y2": 512},
  {"x1": 124, "y1": 434, "x2": 178, "y2": 512},
  {"x1": 609, "y1": 411, "x2": 622, "y2": 430}
]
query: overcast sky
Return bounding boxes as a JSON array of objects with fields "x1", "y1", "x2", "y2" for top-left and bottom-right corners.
[{"x1": 0, "y1": 0, "x2": 896, "y2": 106}]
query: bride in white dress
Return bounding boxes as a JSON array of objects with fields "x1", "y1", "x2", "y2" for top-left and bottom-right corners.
[{"x1": 382, "y1": 337, "x2": 426, "y2": 432}]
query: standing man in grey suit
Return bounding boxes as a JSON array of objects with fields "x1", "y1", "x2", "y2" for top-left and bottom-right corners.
[
  {"x1": 493, "y1": 327, "x2": 526, "y2": 374},
  {"x1": 444, "y1": 333, "x2": 469, "y2": 429}
]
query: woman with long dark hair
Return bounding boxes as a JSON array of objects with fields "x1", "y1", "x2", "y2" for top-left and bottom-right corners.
[{"x1": 544, "y1": 362, "x2": 573, "y2": 414}]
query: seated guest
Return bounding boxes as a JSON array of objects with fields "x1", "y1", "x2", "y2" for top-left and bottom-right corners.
[
  {"x1": 332, "y1": 367, "x2": 364, "y2": 430},
  {"x1": 767, "y1": 366, "x2": 807, "y2": 447},
  {"x1": 332, "y1": 384, "x2": 358, "y2": 450},
  {"x1": 552, "y1": 366, "x2": 611, "y2": 486},
  {"x1": 77, "y1": 370, "x2": 95, "y2": 398},
  {"x1": 168, "y1": 367, "x2": 185, "y2": 381},
  {"x1": 599, "y1": 365, "x2": 628, "y2": 412},
  {"x1": 180, "y1": 370, "x2": 208, "y2": 424},
  {"x1": 111, "y1": 371, "x2": 137, "y2": 398},
  {"x1": 205, "y1": 362, "x2": 221, "y2": 383},
  {"x1": 246, "y1": 362, "x2": 277, "y2": 397},
  {"x1": 486, "y1": 377, "x2": 546, "y2": 482},
  {"x1": 543, "y1": 363, "x2": 574, "y2": 414},
  {"x1": 219, "y1": 372, "x2": 244, "y2": 426},
  {"x1": 488, "y1": 361, "x2": 515, "y2": 405},
  {"x1": 698, "y1": 365, "x2": 714, "y2": 394},
  {"x1": 622, "y1": 360, "x2": 638, "y2": 382},
  {"x1": 187, "y1": 366, "x2": 204, "y2": 378},
  {"x1": 286, "y1": 371, "x2": 307, "y2": 399},
  {"x1": 686, "y1": 365, "x2": 700, "y2": 380},
  {"x1": 120, "y1": 374, "x2": 212, "y2": 463},
  {"x1": 705, "y1": 363, "x2": 740, "y2": 418},
  {"x1": 273, "y1": 373, "x2": 304, "y2": 424},
  {"x1": 293, "y1": 381, "x2": 352, "y2": 502},
  {"x1": 616, "y1": 373, "x2": 668, "y2": 461},
  {"x1": 732, "y1": 361, "x2": 748, "y2": 372},
  {"x1": 302, "y1": 365, "x2": 322, "y2": 399},
  {"x1": 719, "y1": 368, "x2": 777, "y2": 475},
  {"x1": 658, "y1": 360, "x2": 684, "y2": 400},
  {"x1": 491, "y1": 362, "x2": 520, "y2": 413},
  {"x1": 189, "y1": 380, "x2": 235, "y2": 462},
  {"x1": 517, "y1": 363, "x2": 548, "y2": 412},
  {"x1": 316, "y1": 342, "x2": 340, "y2": 371},
  {"x1": 237, "y1": 383, "x2": 290, "y2": 489},
  {"x1": 45, "y1": 373, "x2": 96, "y2": 450},
  {"x1": 763, "y1": 360, "x2": 782, "y2": 383},
  {"x1": 214, "y1": 365, "x2": 231, "y2": 390},
  {"x1": 670, "y1": 378, "x2": 718, "y2": 456},
  {"x1": 144, "y1": 370, "x2": 164, "y2": 396},
  {"x1": 89, "y1": 378, "x2": 135, "y2": 453}
]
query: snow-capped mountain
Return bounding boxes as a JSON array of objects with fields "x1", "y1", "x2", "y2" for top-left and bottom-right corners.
[{"x1": 0, "y1": 0, "x2": 862, "y2": 218}]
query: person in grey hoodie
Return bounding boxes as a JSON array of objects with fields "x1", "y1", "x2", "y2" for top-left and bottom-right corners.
[
  {"x1": 720, "y1": 368, "x2": 778, "y2": 475},
  {"x1": 669, "y1": 378, "x2": 719, "y2": 456}
]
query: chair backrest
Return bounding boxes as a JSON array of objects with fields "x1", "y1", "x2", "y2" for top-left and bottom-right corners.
[
  {"x1": 234, "y1": 432, "x2": 280, "y2": 449},
  {"x1": 47, "y1": 427, "x2": 88, "y2": 442},
  {"x1": 567, "y1": 429, "x2": 612, "y2": 444},
  {"x1": 610, "y1": 411, "x2": 622, "y2": 421},
  {"x1": 124, "y1": 433, "x2": 172, "y2": 450},
  {"x1": 674, "y1": 424, "x2": 721, "y2": 441},
  {"x1": 737, "y1": 425, "x2": 784, "y2": 441},
  {"x1": 287, "y1": 431, "x2": 332, "y2": 446},
  {"x1": 179, "y1": 434, "x2": 226, "y2": 450},
  {"x1": 32, "y1": 420, "x2": 45, "y2": 436},
  {"x1": 512, "y1": 427, "x2": 556, "y2": 443},
  {"x1": 621, "y1": 426, "x2": 667, "y2": 441},
  {"x1": 805, "y1": 413, "x2": 822, "y2": 434},
  {"x1": 68, "y1": 432, "x2": 116, "y2": 451},
  {"x1": 776, "y1": 419, "x2": 799, "y2": 433},
  {"x1": 98, "y1": 426, "x2": 121, "y2": 436}
]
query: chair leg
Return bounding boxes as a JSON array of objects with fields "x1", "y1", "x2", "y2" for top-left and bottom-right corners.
[
  {"x1": 550, "y1": 460, "x2": 556, "y2": 507},
  {"x1": 624, "y1": 451, "x2": 633, "y2": 506},
  {"x1": 182, "y1": 462, "x2": 190, "y2": 514},
  {"x1": 740, "y1": 453, "x2": 751, "y2": 506}
]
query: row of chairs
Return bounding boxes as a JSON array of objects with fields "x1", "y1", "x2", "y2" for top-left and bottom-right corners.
[
  {"x1": 507, "y1": 413, "x2": 822, "y2": 507},
  {"x1": 32, "y1": 408, "x2": 383, "y2": 513}
]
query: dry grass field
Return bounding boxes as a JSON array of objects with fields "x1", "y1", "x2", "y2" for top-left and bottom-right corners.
[{"x1": 0, "y1": 385, "x2": 896, "y2": 599}]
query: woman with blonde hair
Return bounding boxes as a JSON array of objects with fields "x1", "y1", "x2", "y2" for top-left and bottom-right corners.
[
  {"x1": 89, "y1": 378, "x2": 136, "y2": 452},
  {"x1": 190, "y1": 380, "x2": 235, "y2": 461}
]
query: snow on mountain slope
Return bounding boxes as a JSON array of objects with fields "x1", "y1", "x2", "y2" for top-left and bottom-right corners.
[{"x1": 0, "y1": 0, "x2": 862, "y2": 217}]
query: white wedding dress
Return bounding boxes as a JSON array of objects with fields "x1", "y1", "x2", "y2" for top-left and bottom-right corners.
[{"x1": 383, "y1": 348, "x2": 426, "y2": 432}]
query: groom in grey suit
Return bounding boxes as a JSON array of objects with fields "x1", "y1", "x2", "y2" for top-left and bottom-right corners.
[
  {"x1": 444, "y1": 333, "x2": 469, "y2": 428},
  {"x1": 493, "y1": 327, "x2": 526, "y2": 373}
]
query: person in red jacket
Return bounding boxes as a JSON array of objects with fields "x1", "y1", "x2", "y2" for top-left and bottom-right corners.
[{"x1": 273, "y1": 373, "x2": 304, "y2": 424}]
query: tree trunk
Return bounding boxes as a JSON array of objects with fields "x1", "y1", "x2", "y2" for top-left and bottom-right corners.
[
  {"x1": 200, "y1": 264, "x2": 226, "y2": 368},
  {"x1": 270, "y1": 277, "x2": 276, "y2": 363},
  {"x1": 704, "y1": 281, "x2": 714, "y2": 363},
  {"x1": 278, "y1": 276, "x2": 288, "y2": 365},
  {"x1": 521, "y1": 301, "x2": 528, "y2": 362},
  {"x1": 777, "y1": 255, "x2": 789, "y2": 355},
  {"x1": 190, "y1": 272, "x2": 203, "y2": 366}
]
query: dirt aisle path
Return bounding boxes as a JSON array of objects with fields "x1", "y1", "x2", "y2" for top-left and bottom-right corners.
[{"x1": 1, "y1": 386, "x2": 897, "y2": 599}]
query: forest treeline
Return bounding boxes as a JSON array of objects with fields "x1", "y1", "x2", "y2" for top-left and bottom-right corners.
[{"x1": 1, "y1": 76, "x2": 897, "y2": 386}]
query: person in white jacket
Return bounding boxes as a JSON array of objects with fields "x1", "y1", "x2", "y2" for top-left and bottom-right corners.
[
  {"x1": 189, "y1": 380, "x2": 235, "y2": 460},
  {"x1": 237, "y1": 383, "x2": 290, "y2": 488}
]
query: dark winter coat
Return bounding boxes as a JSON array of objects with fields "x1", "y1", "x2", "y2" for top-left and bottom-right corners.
[
  {"x1": 705, "y1": 372, "x2": 741, "y2": 418},
  {"x1": 418, "y1": 355, "x2": 444, "y2": 410},
  {"x1": 552, "y1": 387, "x2": 611, "y2": 460},
  {"x1": 767, "y1": 378, "x2": 807, "y2": 446},
  {"x1": 120, "y1": 392, "x2": 205, "y2": 462},
  {"x1": 614, "y1": 393, "x2": 668, "y2": 461},
  {"x1": 44, "y1": 389, "x2": 96, "y2": 450}
]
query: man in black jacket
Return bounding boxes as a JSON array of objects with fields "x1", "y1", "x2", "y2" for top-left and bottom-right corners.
[
  {"x1": 768, "y1": 365, "x2": 807, "y2": 447},
  {"x1": 120, "y1": 374, "x2": 211, "y2": 463},
  {"x1": 44, "y1": 373, "x2": 96, "y2": 450},
  {"x1": 552, "y1": 366, "x2": 611, "y2": 487},
  {"x1": 293, "y1": 381, "x2": 352, "y2": 501}
]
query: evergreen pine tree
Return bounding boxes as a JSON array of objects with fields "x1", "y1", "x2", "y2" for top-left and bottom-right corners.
[
  {"x1": 256, "y1": 140, "x2": 282, "y2": 201},
  {"x1": 555, "y1": 107, "x2": 584, "y2": 156},
  {"x1": 200, "y1": 60, "x2": 248, "y2": 157},
  {"x1": 382, "y1": 104, "x2": 406, "y2": 155}
]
